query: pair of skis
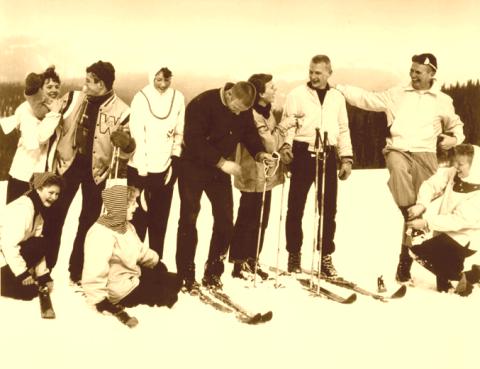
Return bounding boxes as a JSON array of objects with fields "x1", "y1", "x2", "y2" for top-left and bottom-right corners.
[
  {"x1": 269, "y1": 266, "x2": 407, "y2": 304},
  {"x1": 314, "y1": 273, "x2": 407, "y2": 303},
  {"x1": 191, "y1": 287, "x2": 272, "y2": 325}
]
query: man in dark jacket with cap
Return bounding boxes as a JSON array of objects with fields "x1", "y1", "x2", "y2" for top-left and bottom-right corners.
[
  {"x1": 44, "y1": 61, "x2": 135, "y2": 284},
  {"x1": 335, "y1": 53, "x2": 465, "y2": 283}
]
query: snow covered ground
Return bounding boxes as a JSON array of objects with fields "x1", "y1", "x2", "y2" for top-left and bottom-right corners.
[{"x1": 1, "y1": 169, "x2": 479, "y2": 369}]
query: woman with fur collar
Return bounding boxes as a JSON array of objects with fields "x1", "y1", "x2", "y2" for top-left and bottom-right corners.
[
  {"x1": 82, "y1": 185, "x2": 181, "y2": 327},
  {"x1": 229, "y1": 73, "x2": 296, "y2": 280},
  {"x1": 0, "y1": 172, "x2": 63, "y2": 301},
  {"x1": 407, "y1": 144, "x2": 480, "y2": 295}
]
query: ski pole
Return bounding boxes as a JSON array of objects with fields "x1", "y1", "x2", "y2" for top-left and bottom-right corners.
[
  {"x1": 274, "y1": 176, "x2": 286, "y2": 289},
  {"x1": 310, "y1": 128, "x2": 322, "y2": 290},
  {"x1": 253, "y1": 152, "x2": 280, "y2": 287},
  {"x1": 316, "y1": 131, "x2": 328, "y2": 295},
  {"x1": 101, "y1": 146, "x2": 121, "y2": 214}
]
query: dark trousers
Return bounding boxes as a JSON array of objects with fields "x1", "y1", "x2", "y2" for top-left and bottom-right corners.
[
  {"x1": 230, "y1": 191, "x2": 271, "y2": 263},
  {"x1": 42, "y1": 155, "x2": 105, "y2": 280},
  {"x1": 6, "y1": 176, "x2": 30, "y2": 204},
  {"x1": 285, "y1": 141, "x2": 338, "y2": 256},
  {"x1": 119, "y1": 263, "x2": 182, "y2": 308},
  {"x1": 411, "y1": 233, "x2": 475, "y2": 281},
  {"x1": 1, "y1": 237, "x2": 47, "y2": 300},
  {"x1": 176, "y1": 160, "x2": 233, "y2": 279},
  {"x1": 127, "y1": 167, "x2": 174, "y2": 259}
]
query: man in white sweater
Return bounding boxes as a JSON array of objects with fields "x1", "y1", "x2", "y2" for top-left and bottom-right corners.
[
  {"x1": 335, "y1": 53, "x2": 465, "y2": 283},
  {"x1": 282, "y1": 54, "x2": 354, "y2": 277},
  {"x1": 127, "y1": 67, "x2": 185, "y2": 259}
]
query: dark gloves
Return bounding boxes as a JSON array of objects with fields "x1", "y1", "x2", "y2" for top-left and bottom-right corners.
[
  {"x1": 278, "y1": 144, "x2": 294, "y2": 165},
  {"x1": 164, "y1": 156, "x2": 180, "y2": 186},
  {"x1": 111, "y1": 130, "x2": 135, "y2": 153},
  {"x1": 96, "y1": 298, "x2": 123, "y2": 315},
  {"x1": 96, "y1": 298, "x2": 138, "y2": 327}
]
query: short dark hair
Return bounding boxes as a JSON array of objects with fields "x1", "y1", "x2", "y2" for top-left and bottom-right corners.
[
  {"x1": 412, "y1": 53, "x2": 437, "y2": 72},
  {"x1": 39, "y1": 174, "x2": 65, "y2": 192},
  {"x1": 248, "y1": 74, "x2": 273, "y2": 105},
  {"x1": 454, "y1": 143, "x2": 474, "y2": 163},
  {"x1": 43, "y1": 66, "x2": 61, "y2": 85},
  {"x1": 311, "y1": 54, "x2": 332, "y2": 73},
  {"x1": 231, "y1": 81, "x2": 256, "y2": 109},
  {"x1": 86, "y1": 61, "x2": 115, "y2": 90},
  {"x1": 127, "y1": 186, "x2": 139, "y2": 204},
  {"x1": 155, "y1": 67, "x2": 172, "y2": 79}
]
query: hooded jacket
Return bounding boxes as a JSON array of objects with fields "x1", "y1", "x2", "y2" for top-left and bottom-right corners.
[
  {"x1": 82, "y1": 185, "x2": 159, "y2": 305},
  {"x1": 128, "y1": 77, "x2": 185, "y2": 175},
  {"x1": 417, "y1": 145, "x2": 480, "y2": 248}
]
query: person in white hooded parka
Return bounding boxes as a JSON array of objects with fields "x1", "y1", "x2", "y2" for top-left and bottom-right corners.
[{"x1": 406, "y1": 143, "x2": 480, "y2": 295}]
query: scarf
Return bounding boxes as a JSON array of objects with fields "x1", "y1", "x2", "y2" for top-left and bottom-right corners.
[
  {"x1": 97, "y1": 185, "x2": 128, "y2": 234},
  {"x1": 253, "y1": 102, "x2": 271, "y2": 119}
]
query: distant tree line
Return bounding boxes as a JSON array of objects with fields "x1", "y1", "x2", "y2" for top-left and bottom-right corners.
[{"x1": 1, "y1": 80, "x2": 479, "y2": 179}]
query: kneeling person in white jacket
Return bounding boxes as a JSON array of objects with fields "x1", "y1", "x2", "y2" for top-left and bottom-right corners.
[
  {"x1": 406, "y1": 144, "x2": 480, "y2": 295},
  {"x1": 0, "y1": 172, "x2": 63, "y2": 300}
]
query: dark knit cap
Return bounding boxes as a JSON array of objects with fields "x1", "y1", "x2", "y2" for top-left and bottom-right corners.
[
  {"x1": 24, "y1": 72, "x2": 44, "y2": 96},
  {"x1": 412, "y1": 53, "x2": 437, "y2": 71},
  {"x1": 86, "y1": 61, "x2": 115, "y2": 89}
]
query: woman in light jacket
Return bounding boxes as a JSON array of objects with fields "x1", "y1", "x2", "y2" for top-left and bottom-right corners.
[
  {"x1": 407, "y1": 144, "x2": 480, "y2": 295},
  {"x1": 229, "y1": 74, "x2": 296, "y2": 280},
  {"x1": 127, "y1": 67, "x2": 185, "y2": 260},
  {"x1": 6, "y1": 67, "x2": 63, "y2": 203},
  {"x1": 82, "y1": 185, "x2": 181, "y2": 326},
  {"x1": 0, "y1": 172, "x2": 63, "y2": 300}
]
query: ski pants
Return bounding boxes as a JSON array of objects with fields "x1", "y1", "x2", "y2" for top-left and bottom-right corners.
[
  {"x1": 285, "y1": 141, "x2": 338, "y2": 256},
  {"x1": 384, "y1": 148, "x2": 438, "y2": 208},
  {"x1": 128, "y1": 166, "x2": 175, "y2": 259},
  {"x1": 1, "y1": 237, "x2": 47, "y2": 300},
  {"x1": 119, "y1": 263, "x2": 182, "y2": 308},
  {"x1": 229, "y1": 190, "x2": 271, "y2": 263},
  {"x1": 42, "y1": 154, "x2": 105, "y2": 280},
  {"x1": 411, "y1": 233, "x2": 476, "y2": 281},
  {"x1": 176, "y1": 159, "x2": 233, "y2": 280}
]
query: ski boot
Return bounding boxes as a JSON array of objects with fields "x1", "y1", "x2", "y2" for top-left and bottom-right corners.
[
  {"x1": 231, "y1": 261, "x2": 252, "y2": 280},
  {"x1": 246, "y1": 259, "x2": 269, "y2": 280},
  {"x1": 181, "y1": 278, "x2": 200, "y2": 295},
  {"x1": 287, "y1": 252, "x2": 302, "y2": 273},
  {"x1": 320, "y1": 254, "x2": 338, "y2": 279},
  {"x1": 455, "y1": 265, "x2": 480, "y2": 296},
  {"x1": 436, "y1": 275, "x2": 453, "y2": 293},
  {"x1": 202, "y1": 273, "x2": 223, "y2": 290},
  {"x1": 395, "y1": 245, "x2": 413, "y2": 284}
]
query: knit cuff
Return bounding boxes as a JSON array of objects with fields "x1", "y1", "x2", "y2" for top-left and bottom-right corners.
[
  {"x1": 37, "y1": 273, "x2": 53, "y2": 286},
  {"x1": 216, "y1": 157, "x2": 226, "y2": 169},
  {"x1": 340, "y1": 156, "x2": 353, "y2": 164}
]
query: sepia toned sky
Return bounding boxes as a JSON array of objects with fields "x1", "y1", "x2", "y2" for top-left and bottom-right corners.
[{"x1": 0, "y1": 0, "x2": 479, "y2": 84}]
